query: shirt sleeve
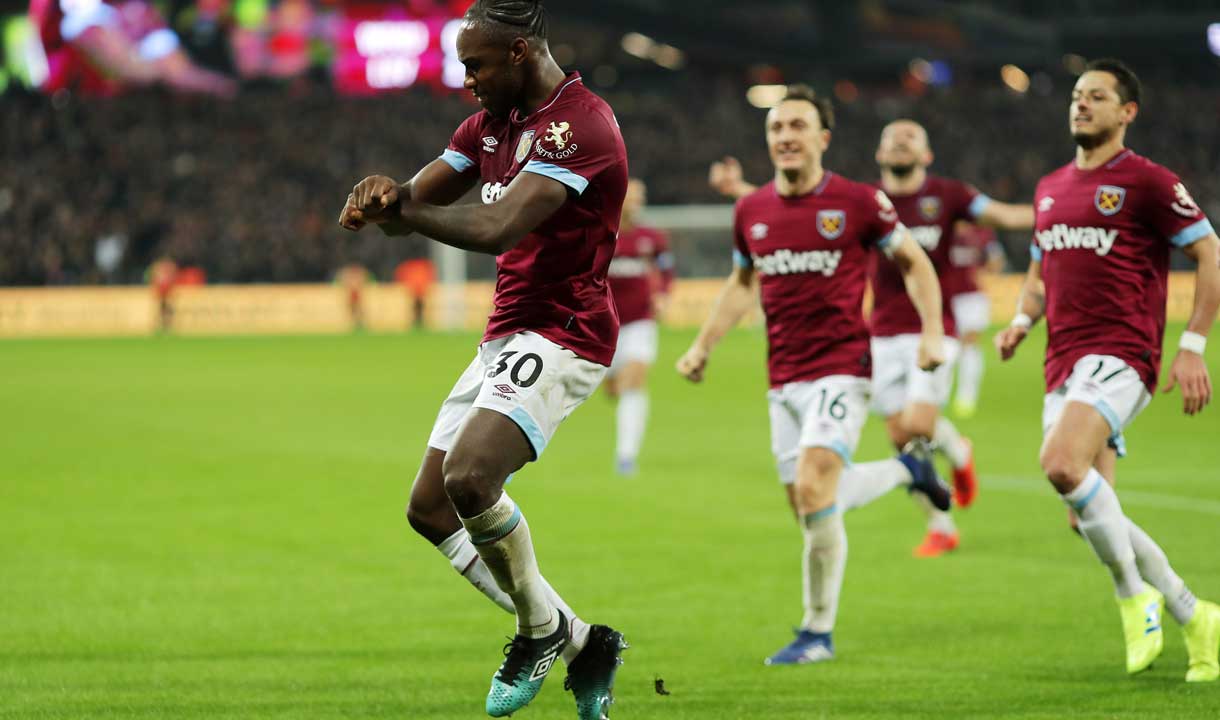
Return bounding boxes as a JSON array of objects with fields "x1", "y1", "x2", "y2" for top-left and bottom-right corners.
[
  {"x1": 869, "y1": 188, "x2": 903, "y2": 251},
  {"x1": 521, "y1": 112, "x2": 622, "y2": 196},
  {"x1": 1143, "y1": 171, "x2": 1215, "y2": 248},
  {"x1": 438, "y1": 115, "x2": 481, "y2": 175}
]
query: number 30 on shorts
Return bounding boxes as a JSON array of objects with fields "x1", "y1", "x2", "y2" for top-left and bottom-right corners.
[{"x1": 487, "y1": 351, "x2": 545, "y2": 388}]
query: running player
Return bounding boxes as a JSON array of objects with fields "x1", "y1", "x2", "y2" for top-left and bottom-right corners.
[
  {"x1": 338, "y1": 2, "x2": 628, "y2": 716},
  {"x1": 710, "y1": 121, "x2": 1035, "y2": 558},
  {"x1": 679, "y1": 85, "x2": 951, "y2": 665},
  {"x1": 945, "y1": 224, "x2": 1006, "y2": 418},
  {"x1": 605, "y1": 178, "x2": 673, "y2": 476},
  {"x1": 996, "y1": 58, "x2": 1220, "y2": 680}
]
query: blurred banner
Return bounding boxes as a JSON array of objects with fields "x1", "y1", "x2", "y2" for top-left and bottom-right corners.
[
  {"x1": 10, "y1": 0, "x2": 475, "y2": 96},
  {"x1": 0, "y1": 274, "x2": 1205, "y2": 338}
]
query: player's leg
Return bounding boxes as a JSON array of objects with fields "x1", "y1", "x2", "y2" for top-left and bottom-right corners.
[
  {"x1": 835, "y1": 412, "x2": 949, "y2": 515},
  {"x1": 1041, "y1": 358, "x2": 1163, "y2": 674},
  {"x1": 611, "y1": 320, "x2": 657, "y2": 476},
  {"x1": 951, "y1": 292, "x2": 990, "y2": 418}
]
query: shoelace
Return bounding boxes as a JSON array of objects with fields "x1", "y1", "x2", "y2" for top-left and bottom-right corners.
[{"x1": 497, "y1": 636, "x2": 533, "y2": 682}]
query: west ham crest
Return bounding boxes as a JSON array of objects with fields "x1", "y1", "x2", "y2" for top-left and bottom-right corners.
[
  {"x1": 1094, "y1": 185, "x2": 1126, "y2": 216},
  {"x1": 817, "y1": 210, "x2": 846, "y2": 240},
  {"x1": 918, "y1": 196, "x2": 942, "y2": 221},
  {"x1": 515, "y1": 130, "x2": 536, "y2": 164}
]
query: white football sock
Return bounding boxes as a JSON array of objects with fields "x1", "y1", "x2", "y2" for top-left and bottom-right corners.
[
  {"x1": 837, "y1": 459, "x2": 910, "y2": 512},
  {"x1": 1062, "y1": 469, "x2": 1143, "y2": 598},
  {"x1": 955, "y1": 345, "x2": 984, "y2": 407},
  {"x1": 436, "y1": 529, "x2": 591, "y2": 661},
  {"x1": 615, "y1": 389, "x2": 649, "y2": 464},
  {"x1": 932, "y1": 416, "x2": 969, "y2": 469},
  {"x1": 912, "y1": 491, "x2": 957, "y2": 535},
  {"x1": 800, "y1": 505, "x2": 847, "y2": 633},
  {"x1": 462, "y1": 493, "x2": 558, "y2": 638},
  {"x1": 1129, "y1": 520, "x2": 1197, "y2": 625}
]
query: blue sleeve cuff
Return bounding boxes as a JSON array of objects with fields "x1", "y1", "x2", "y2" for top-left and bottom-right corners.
[
  {"x1": 733, "y1": 249, "x2": 752, "y2": 268},
  {"x1": 521, "y1": 160, "x2": 589, "y2": 195},
  {"x1": 656, "y1": 252, "x2": 675, "y2": 271},
  {"x1": 877, "y1": 223, "x2": 905, "y2": 251},
  {"x1": 439, "y1": 149, "x2": 475, "y2": 173},
  {"x1": 968, "y1": 194, "x2": 993, "y2": 220},
  {"x1": 1029, "y1": 243, "x2": 1043, "y2": 262},
  {"x1": 1169, "y1": 218, "x2": 1215, "y2": 248}
]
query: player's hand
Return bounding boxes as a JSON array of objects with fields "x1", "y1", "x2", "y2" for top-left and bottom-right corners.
[
  {"x1": 352, "y1": 175, "x2": 403, "y2": 223},
  {"x1": 994, "y1": 325, "x2": 1028, "y2": 361},
  {"x1": 676, "y1": 344, "x2": 709, "y2": 383},
  {"x1": 338, "y1": 193, "x2": 366, "y2": 231},
  {"x1": 708, "y1": 156, "x2": 746, "y2": 199},
  {"x1": 917, "y1": 334, "x2": 945, "y2": 372},
  {"x1": 652, "y1": 294, "x2": 670, "y2": 319},
  {"x1": 1161, "y1": 350, "x2": 1212, "y2": 416}
]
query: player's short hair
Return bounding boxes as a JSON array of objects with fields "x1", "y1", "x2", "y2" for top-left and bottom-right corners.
[
  {"x1": 1084, "y1": 58, "x2": 1141, "y2": 106},
  {"x1": 780, "y1": 84, "x2": 835, "y2": 132},
  {"x1": 467, "y1": 0, "x2": 548, "y2": 41}
]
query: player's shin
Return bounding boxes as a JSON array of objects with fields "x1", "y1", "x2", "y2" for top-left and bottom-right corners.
[
  {"x1": 437, "y1": 528, "x2": 515, "y2": 613},
  {"x1": 955, "y1": 345, "x2": 984, "y2": 409},
  {"x1": 1061, "y1": 469, "x2": 1143, "y2": 598},
  {"x1": 615, "y1": 389, "x2": 649, "y2": 470},
  {"x1": 836, "y1": 459, "x2": 908, "y2": 511},
  {"x1": 800, "y1": 505, "x2": 847, "y2": 633},
  {"x1": 462, "y1": 493, "x2": 558, "y2": 638},
  {"x1": 931, "y1": 416, "x2": 970, "y2": 468},
  {"x1": 1129, "y1": 520, "x2": 1198, "y2": 625}
]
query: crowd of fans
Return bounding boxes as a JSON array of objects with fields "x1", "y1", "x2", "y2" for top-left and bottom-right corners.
[{"x1": 3, "y1": 71, "x2": 1218, "y2": 286}]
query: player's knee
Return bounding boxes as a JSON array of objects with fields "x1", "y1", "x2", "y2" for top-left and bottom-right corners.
[
  {"x1": 441, "y1": 453, "x2": 501, "y2": 515},
  {"x1": 405, "y1": 500, "x2": 438, "y2": 538},
  {"x1": 1039, "y1": 446, "x2": 1088, "y2": 494}
]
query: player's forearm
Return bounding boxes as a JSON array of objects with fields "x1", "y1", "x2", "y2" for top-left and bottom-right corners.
[
  {"x1": 981, "y1": 202, "x2": 1035, "y2": 231},
  {"x1": 1185, "y1": 237, "x2": 1220, "y2": 337},
  {"x1": 693, "y1": 275, "x2": 755, "y2": 351},
  {"x1": 1014, "y1": 264, "x2": 1046, "y2": 325},
  {"x1": 901, "y1": 252, "x2": 944, "y2": 337},
  {"x1": 376, "y1": 182, "x2": 416, "y2": 238},
  {"x1": 397, "y1": 200, "x2": 512, "y2": 255}
]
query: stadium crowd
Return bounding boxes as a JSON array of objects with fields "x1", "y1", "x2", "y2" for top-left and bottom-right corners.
[{"x1": 3, "y1": 73, "x2": 1218, "y2": 286}]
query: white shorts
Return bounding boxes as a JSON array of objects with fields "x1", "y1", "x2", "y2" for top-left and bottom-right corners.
[
  {"x1": 870, "y1": 334, "x2": 961, "y2": 417},
  {"x1": 427, "y1": 331, "x2": 607, "y2": 460},
  {"x1": 768, "y1": 375, "x2": 872, "y2": 485},
  {"x1": 1042, "y1": 354, "x2": 1152, "y2": 458},
  {"x1": 951, "y1": 292, "x2": 991, "y2": 335},
  {"x1": 607, "y1": 319, "x2": 658, "y2": 376}
]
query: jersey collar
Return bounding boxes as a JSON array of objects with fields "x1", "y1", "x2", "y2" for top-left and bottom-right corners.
[{"x1": 511, "y1": 72, "x2": 583, "y2": 125}]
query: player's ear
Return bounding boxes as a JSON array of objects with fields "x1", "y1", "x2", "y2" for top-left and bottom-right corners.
[
  {"x1": 924, "y1": 149, "x2": 934, "y2": 166},
  {"x1": 820, "y1": 129, "x2": 832, "y2": 150},
  {"x1": 509, "y1": 37, "x2": 530, "y2": 65},
  {"x1": 1121, "y1": 101, "x2": 1139, "y2": 125}
]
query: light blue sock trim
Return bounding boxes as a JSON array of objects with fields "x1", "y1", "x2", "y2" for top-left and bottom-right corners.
[
  {"x1": 1068, "y1": 477, "x2": 1104, "y2": 514},
  {"x1": 469, "y1": 505, "x2": 523, "y2": 545},
  {"x1": 803, "y1": 504, "x2": 839, "y2": 525}
]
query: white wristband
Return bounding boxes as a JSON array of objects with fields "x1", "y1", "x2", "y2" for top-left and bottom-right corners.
[
  {"x1": 1011, "y1": 313, "x2": 1033, "y2": 330},
  {"x1": 1180, "y1": 331, "x2": 1207, "y2": 355}
]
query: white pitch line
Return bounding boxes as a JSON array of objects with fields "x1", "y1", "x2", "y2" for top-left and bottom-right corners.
[{"x1": 983, "y1": 474, "x2": 1220, "y2": 517}]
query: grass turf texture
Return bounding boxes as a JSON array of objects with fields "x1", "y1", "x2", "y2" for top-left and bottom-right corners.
[{"x1": 1, "y1": 325, "x2": 1217, "y2": 719}]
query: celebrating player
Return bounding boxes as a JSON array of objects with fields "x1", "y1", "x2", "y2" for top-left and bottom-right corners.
[
  {"x1": 605, "y1": 178, "x2": 673, "y2": 476},
  {"x1": 945, "y1": 223, "x2": 1006, "y2": 418},
  {"x1": 996, "y1": 59, "x2": 1220, "y2": 680},
  {"x1": 678, "y1": 85, "x2": 952, "y2": 665},
  {"x1": 338, "y1": 2, "x2": 628, "y2": 716},
  {"x1": 710, "y1": 120, "x2": 1034, "y2": 558}
]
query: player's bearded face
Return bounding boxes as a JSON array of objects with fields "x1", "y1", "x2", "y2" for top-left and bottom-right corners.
[
  {"x1": 1070, "y1": 72, "x2": 1127, "y2": 150},
  {"x1": 766, "y1": 102, "x2": 826, "y2": 175},
  {"x1": 876, "y1": 122, "x2": 929, "y2": 176},
  {"x1": 456, "y1": 26, "x2": 525, "y2": 118}
]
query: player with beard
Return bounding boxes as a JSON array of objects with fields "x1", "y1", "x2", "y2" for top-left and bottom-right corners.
[
  {"x1": 679, "y1": 85, "x2": 952, "y2": 665},
  {"x1": 996, "y1": 58, "x2": 1220, "y2": 680},
  {"x1": 339, "y1": 1, "x2": 628, "y2": 716},
  {"x1": 709, "y1": 121, "x2": 1034, "y2": 558}
]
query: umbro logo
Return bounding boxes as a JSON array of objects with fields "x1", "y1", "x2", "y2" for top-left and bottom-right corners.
[
  {"x1": 493, "y1": 384, "x2": 516, "y2": 394},
  {"x1": 482, "y1": 137, "x2": 499, "y2": 154},
  {"x1": 1038, "y1": 196, "x2": 1055, "y2": 213},
  {"x1": 528, "y1": 650, "x2": 559, "y2": 681},
  {"x1": 750, "y1": 223, "x2": 769, "y2": 240}
]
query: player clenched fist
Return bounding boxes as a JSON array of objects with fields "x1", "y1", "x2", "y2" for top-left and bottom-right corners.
[
  {"x1": 675, "y1": 343, "x2": 709, "y2": 383},
  {"x1": 338, "y1": 175, "x2": 405, "y2": 230}
]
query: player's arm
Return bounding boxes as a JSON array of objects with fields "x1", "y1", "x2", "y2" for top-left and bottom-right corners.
[
  {"x1": 676, "y1": 263, "x2": 756, "y2": 383},
  {"x1": 339, "y1": 159, "x2": 478, "y2": 237},
  {"x1": 995, "y1": 255, "x2": 1045, "y2": 361},
  {"x1": 886, "y1": 228, "x2": 945, "y2": 370},
  {"x1": 708, "y1": 157, "x2": 758, "y2": 200},
  {"x1": 653, "y1": 234, "x2": 675, "y2": 316},
  {"x1": 975, "y1": 199, "x2": 1035, "y2": 230},
  {"x1": 1161, "y1": 234, "x2": 1220, "y2": 415}
]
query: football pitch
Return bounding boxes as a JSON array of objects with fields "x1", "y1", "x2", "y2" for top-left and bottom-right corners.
[{"x1": 2, "y1": 325, "x2": 1218, "y2": 719}]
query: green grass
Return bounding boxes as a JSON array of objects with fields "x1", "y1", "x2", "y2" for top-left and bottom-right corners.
[{"x1": 1, "y1": 325, "x2": 1218, "y2": 719}]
